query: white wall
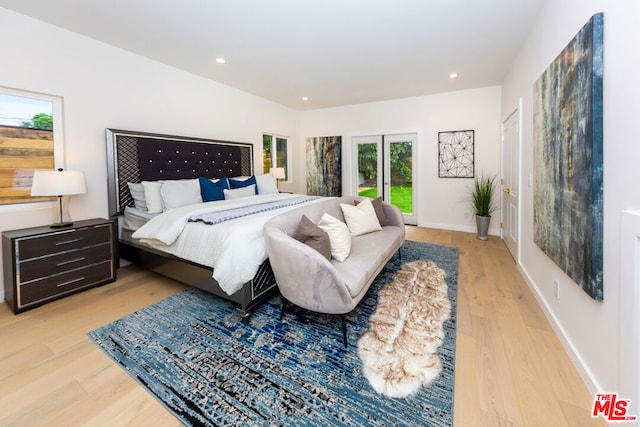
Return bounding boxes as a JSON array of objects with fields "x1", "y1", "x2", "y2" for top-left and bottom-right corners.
[
  {"x1": 0, "y1": 7, "x2": 299, "y2": 300},
  {"x1": 299, "y1": 86, "x2": 502, "y2": 232},
  {"x1": 501, "y1": 0, "x2": 640, "y2": 401}
]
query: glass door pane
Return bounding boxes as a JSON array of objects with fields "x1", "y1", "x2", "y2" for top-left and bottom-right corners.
[
  {"x1": 384, "y1": 133, "x2": 417, "y2": 225},
  {"x1": 354, "y1": 135, "x2": 382, "y2": 199},
  {"x1": 357, "y1": 142, "x2": 379, "y2": 198},
  {"x1": 388, "y1": 141, "x2": 413, "y2": 214}
]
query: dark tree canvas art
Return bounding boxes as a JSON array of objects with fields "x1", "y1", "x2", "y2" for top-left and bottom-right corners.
[
  {"x1": 533, "y1": 13, "x2": 604, "y2": 300},
  {"x1": 307, "y1": 136, "x2": 342, "y2": 197}
]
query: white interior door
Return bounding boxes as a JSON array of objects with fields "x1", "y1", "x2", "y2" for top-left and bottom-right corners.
[{"x1": 501, "y1": 104, "x2": 521, "y2": 260}]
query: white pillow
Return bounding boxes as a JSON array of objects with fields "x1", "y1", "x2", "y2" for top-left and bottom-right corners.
[
  {"x1": 161, "y1": 179, "x2": 202, "y2": 209},
  {"x1": 340, "y1": 197, "x2": 383, "y2": 236},
  {"x1": 255, "y1": 174, "x2": 279, "y2": 194},
  {"x1": 127, "y1": 182, "x2": 147, "y2": 211},
  {"x1": 223, "y1": 184, "x2": 256, "y2": 200},
  {"x1": 141, "y1": 181, "x2": 164, "y2": 213},
  {"x1": 317, "y1": 213, "x2": 351, "y2": 262}
]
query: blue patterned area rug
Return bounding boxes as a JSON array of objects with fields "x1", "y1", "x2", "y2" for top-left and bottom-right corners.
[{"x1": 88, "y1": 240, "x2": 459, "y2": 426}]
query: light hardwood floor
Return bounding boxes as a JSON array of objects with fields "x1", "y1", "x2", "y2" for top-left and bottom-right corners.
[{"x1": 0, "y1": 227, "x2": 604, "y2": 426}]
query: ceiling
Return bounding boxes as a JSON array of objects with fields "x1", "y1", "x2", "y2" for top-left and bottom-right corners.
[{"x1": 0, "y1": 0, "x2": 545, "y2": 110}]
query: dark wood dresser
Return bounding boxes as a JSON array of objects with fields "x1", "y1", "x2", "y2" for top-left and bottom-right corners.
[{"x1": 2, "y1": 218, "x2": 117, "y2": 314}]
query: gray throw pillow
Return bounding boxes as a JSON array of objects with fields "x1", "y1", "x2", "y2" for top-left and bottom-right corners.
[
  {"x1": 356, "y1": 197, "x2": 390, "y2": 226},
  {"x1": 292, "y1": 215, "x2": 332, "y2": 261}
]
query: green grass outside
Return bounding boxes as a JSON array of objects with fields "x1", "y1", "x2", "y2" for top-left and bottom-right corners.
[{"x1": 358, "y1": 184, "x2": 413, "y2": 214}]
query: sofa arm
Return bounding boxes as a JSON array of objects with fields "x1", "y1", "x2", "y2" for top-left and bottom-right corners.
[
  {"x1": 382, "y1": 201, "x2": 405, "y2": 228},
  {"x1": 264, "y1": 227, "x2": 354, "y2": 314}
]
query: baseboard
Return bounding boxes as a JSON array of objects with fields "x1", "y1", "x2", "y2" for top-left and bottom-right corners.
[
  {"x1": 518, "y1": 263, "x2": 601, "y2": 396},
  {"x1": 418, "y1": 221, "x2": 501, "y2": 236}
]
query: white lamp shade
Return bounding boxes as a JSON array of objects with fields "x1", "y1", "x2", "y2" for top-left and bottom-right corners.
[
  {"x1": 270, "y1": 167, "x2": 285, "y2": 179},
  {"x1": 31, "y1": 170, "x2": 87, "y2": 196}
]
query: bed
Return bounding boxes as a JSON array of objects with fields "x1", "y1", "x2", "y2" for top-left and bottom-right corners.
[{"x1": 106, "y1": 128, "x2": 308, "y2": 322}]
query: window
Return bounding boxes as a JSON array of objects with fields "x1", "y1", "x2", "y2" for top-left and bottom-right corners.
[
  {"x1": 262, "y1": 133, "x2": 289, "y2": 180},
  {"x1": 0, "y1": 86, "x2": 64, "y2": 205}
]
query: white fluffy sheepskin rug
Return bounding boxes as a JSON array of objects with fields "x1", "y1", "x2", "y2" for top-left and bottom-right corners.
[{"x1": 357, "y1": 259, "x2": 451, "y2": 398}]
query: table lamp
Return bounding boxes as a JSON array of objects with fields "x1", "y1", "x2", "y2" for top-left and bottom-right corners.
[
  {"x1": 270, "y1": 167, "x2": 285, "y2": 191},
  {"x1": 31, "y1": 168, "x2": 87, "y2": 228}
]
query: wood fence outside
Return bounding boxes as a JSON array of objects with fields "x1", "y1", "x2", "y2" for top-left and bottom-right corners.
[{"x1": 0, "y1": 125, "x2": 54, "y2": 204}]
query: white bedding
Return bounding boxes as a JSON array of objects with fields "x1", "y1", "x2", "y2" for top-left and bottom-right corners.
[
  {"x1": 123, "y1": 206, "x2": 158, "y2": 231},
  {"x1": 131, "y1": 193, "x2": 323, "y2": 295}
]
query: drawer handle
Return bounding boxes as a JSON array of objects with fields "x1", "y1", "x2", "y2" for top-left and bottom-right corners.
[
  {"x1": 56, "y1": 238, "x2": 82, "y2": 246},
  {"x1": 56, "y1": 277, "x2": 85, "y2": 288},
  {"x1": 57, "y1": 257, "x2": 86, "y2": 266}
]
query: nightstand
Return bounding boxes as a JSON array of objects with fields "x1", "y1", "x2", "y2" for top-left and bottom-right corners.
[{"x1": 2, "y1": 218, "x2": 117, "y2": 314}]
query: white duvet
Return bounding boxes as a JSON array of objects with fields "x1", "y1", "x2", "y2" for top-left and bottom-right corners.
[{"x1": 132, "y1": 193, "x2": 321, "y2": 295}]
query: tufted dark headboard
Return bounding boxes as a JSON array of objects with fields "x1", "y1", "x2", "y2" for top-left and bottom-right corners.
[{"x1": 106, "y1": 128, "x2": 253, "y2": 216}]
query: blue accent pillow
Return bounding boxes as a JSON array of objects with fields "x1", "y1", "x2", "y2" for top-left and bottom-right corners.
[
  {"x1": 199, "y1": 177, "x2": 229, "y2": 202},
  {"x1": 229, "y1": 176, "x2": 257, "y2": 194}
]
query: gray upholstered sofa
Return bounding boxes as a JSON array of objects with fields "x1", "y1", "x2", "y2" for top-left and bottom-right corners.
[{"x1": 263, "y1": 196, "x2": 405, "y2": 346}]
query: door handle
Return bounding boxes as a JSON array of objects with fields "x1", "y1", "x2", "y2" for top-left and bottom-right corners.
[{"x1": 503, "y1": 188, "x2": 511, "y2": 194}]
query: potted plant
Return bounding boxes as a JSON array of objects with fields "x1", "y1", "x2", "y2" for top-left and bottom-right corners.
[{"x1": 469, "y1": 173, "x2": 497, "y2": 240}]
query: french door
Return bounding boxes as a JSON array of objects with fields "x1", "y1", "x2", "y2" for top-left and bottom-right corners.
[{"x1": 353, "y1": 133, "x2": 417, "y2": 225}]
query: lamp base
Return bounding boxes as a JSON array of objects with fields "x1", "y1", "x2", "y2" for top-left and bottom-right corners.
[
  {"x1": 50, "y1": 222, "x2": 74, "y2": 229},
  {"x1": 51, "y1": 195, "x2": 73, "y2": 228}
]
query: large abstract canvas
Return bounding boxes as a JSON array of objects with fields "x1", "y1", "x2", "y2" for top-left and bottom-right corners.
[
  {"x1": 533, "y1": 13, "x2": 604, "y2": 300},
  {"x1": 307, "y1": 136, "x2": 342, "y2": 197}
]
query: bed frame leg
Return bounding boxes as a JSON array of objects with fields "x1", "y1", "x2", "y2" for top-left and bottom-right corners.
[{"x1": 238, "y1": 309, "x2": 250, "y2": 324}]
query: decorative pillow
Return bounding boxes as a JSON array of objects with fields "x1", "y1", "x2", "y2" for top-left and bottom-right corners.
[
  {"x1": 317, "y1": 213, "x2": 351, "y2": 262},
  {"x1": 340, "y1": 197, "x2": 383, "y2": 236},
  {"x1": 292, "y1": 215, "x2": 331, "y2": 261},
  {"x1": 199, "y1": 177, "x2": 229, "y2": 202},
  {"x1": 223, "y1": 184, "x2": 256, "y2": 200},
  {"x1": 160, "y1": 179, "x2": 202, "y2": 209},
  {"x1": 141, "y1": 181, "x2": 164, "y2": 213},
  {"x1": 255, "y1": 174, "x2": 279, "y2": 194},
  {"x1": 127, "y1": 182, "x2": 147, "y2": 211},
  {"x1": 229, "y1": 176, "x2": 258, "y2": 194},
  {"x1": 371, "y1": 197, "x2": 391, "y2": 226}
]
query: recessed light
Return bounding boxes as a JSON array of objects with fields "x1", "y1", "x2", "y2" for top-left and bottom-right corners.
[
  {"x1": 302, "y1": 96, "x2": 309, "y2": 101},
  {"x1": 215, "y1": 57, "x2": 226, "y2": 64},
  {"x1": 449, "y1": 72, "x2": 458, "y2": 79}
]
